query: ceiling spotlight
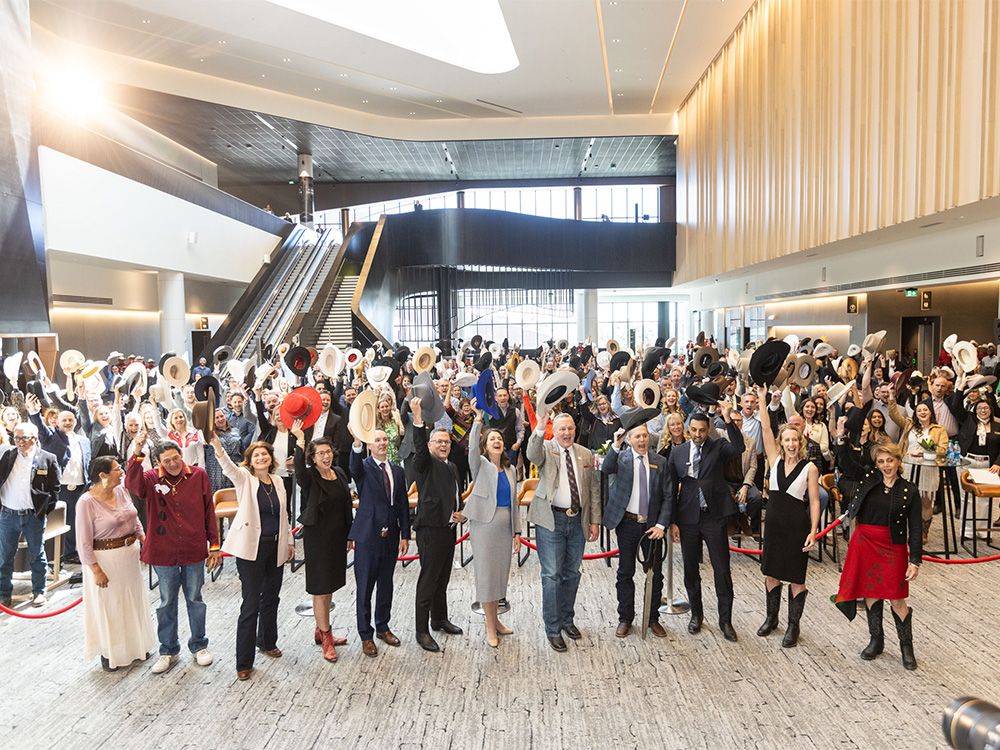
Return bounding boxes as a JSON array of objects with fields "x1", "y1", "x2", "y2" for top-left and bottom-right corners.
[
  {"x1": 616, "y1": 92, "x2": 623, "y2": 97},
  {"x1": 313, "y1": 87, "x2": 321, "y2": 92},
  {"x1": 554, "y1": 144, "x2": 560, "y2": 149},
  {"x1": 611, "y1": 38, "x2": 620, "y2": 43},
  {"x1": 141, "y1": 18, "x2": 151, "y2": 24},
  {"x1": 260, "y1": 74, "x2": 266, "y2": 78},
  {"x1": 339, "y1": 73, "x2": 348, "y2": 78},
  {"x1": 435, "y1": 99, "x2": 443, "y2": 103},
  {"x1": 409, "y1": 111, "x2": 416, "y2": 115},
  {"x1": 388, "y1": 86, "x2": 397, "y2": 91},
  {"x1": 614, "y1": 68, "x2": 623, "y2": 73},
  {"x1": 218, "y1": 40, "x2": 227, "y2": 44},
  {"x1": 361, "y1": 99, "x2": 369, "y2": 103},
  {"x1": 199, "y1": 58, "x2": 205, "y2": 62},
  {"x1": 288, "y1": 179, "x2": 295, "y2": 184}
]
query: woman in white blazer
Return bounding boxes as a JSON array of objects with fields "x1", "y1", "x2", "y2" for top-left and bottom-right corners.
[
  {"x1": 466, "y1": 407, "x2": 522, "y2": 647},
  {"x1": 209, "y1": 434, "x2": 293, "y2": 681}
]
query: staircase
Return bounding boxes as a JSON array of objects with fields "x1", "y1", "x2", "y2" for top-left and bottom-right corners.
[{"x1": 310, "y1": 275, "x2": 358, "y2": 349}]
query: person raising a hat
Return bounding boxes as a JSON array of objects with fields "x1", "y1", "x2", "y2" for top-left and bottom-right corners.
[{"x1": 754, "y1": 385, "x2": 821, "y2": 649}]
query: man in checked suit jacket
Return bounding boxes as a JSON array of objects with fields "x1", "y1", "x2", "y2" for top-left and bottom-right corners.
[
  {"x1": 527, "y1": 412, "x2": 601, "y2": 653},
  {"x1": 349, "y1": 429, "x2": 411, "y2": 657},
  {"x1": 663, "y1": 403, "x2": 744, "y2": 641},
  {"x1": 601, "y1": 419, "x2": 670, "y2": 639}
]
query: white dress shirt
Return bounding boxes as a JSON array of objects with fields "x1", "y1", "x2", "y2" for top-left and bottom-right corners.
[
  {"x1": 313, "y1": 411, "x2": 328, "y2": 440},
  {"x1": 272, "y1": 433, "x2": 290, "y2": 478},
  {"x1": 62, "y1": 432, "x2": 85, "y2": 487},
  {"x1": 0, "y1": 449, "x2": 35, "y2": 510},
  {"x1": 552, "y1": 445, "x2": 579, "y2": 509}
]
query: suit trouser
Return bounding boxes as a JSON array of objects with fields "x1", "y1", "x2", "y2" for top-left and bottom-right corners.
[
  {"x1": 60, "y1": 485, "x2": 85, "y2": 559},
  {"x1": 614, "y1": 517, "x2": 664, "y2": 625},
  {"x1": 414, "y1": 526, "x2": 455, "y2": 634},
  {"x1": 679, "y1": 511, "x2": 734, "y2": 623},
  {"x1": 234, "y1": 538, "x2": 284, "y2": 670},
  {"x1": 355, "y1": 534, "x2": 398, "y2": 640}
]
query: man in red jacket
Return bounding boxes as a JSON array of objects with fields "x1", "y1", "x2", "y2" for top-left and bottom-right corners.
[{"x1": 126, "y1": 432, "x2": 220, "y2": 675}]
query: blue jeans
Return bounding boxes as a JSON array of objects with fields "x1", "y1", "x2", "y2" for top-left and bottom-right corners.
[
  {"x1": 535, "y1": 512, "x2": 586, "y2": 636},
  {"x1": 0, "y1": 508, "x2": 47, "y2": 599},
  {"x1": 153, "y1": 563, "x2": 208, "y2": 655}
]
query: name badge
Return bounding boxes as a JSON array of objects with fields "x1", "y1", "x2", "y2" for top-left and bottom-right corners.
[{"x1": 36, "y1": 469, "x2": 48, "y2": 476}]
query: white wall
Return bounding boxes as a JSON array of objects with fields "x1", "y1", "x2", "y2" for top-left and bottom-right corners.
[{"x1": 38, "y1": 147, "x2": 279, "y2": 283}]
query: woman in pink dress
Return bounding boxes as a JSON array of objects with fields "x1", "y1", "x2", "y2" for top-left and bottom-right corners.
[{"x1": 76, "y1": 455, "x2": 157, "y2": 671}]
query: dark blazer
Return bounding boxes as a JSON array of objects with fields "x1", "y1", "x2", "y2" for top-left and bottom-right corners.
[
  {"x1": 349, "y1": 448, "x2": 411, "y2": 543},
  {"x1": 0, "y1": 446, "x2": 61, "y2": 517},
  {"x1": 601, "y1": 445, "x2": 669, "y2": 530},
  {"x1": 29, "y1": 412, "x2": 91, "y2": 475},
  {"x1": 847, "y1": 469, "x2": 922, "y2": 564},
  {"x1": 411, "y1": 423, "x2": 460, "y2": 529},
  {"x1": 663, "y1": 422, "x2": 744, "y2": 526},
  {"x1": 305, "y1": 409, "x2": 342, "y2": 446}
]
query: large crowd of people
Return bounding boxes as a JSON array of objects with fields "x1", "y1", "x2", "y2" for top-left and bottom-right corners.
[{"x1": 0, "y1": 332, "x2": 997, "y2": 678}]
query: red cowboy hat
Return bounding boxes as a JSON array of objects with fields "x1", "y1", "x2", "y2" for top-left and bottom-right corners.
[{"x1": 279, "y1": 386, "x2": 324, "y2": 430}]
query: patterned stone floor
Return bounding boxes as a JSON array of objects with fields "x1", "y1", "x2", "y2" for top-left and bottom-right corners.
[{"x1": 2, "y1": 523, "x2": 998, "y2": 750}]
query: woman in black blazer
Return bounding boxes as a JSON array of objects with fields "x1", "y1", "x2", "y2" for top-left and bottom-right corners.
[{"x1": 290, "y1": 423, "x2": 353, "y2": 663}]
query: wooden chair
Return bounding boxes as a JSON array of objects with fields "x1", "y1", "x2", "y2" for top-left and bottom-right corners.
[
  {"x1": 211, "y1": 488, "x2": 238, "y2": 581},
  {"x1": 818, "y1": 474, "x2": 841, "y2": 567},
  {"x1": 516, "y1": 478, "x2": 538, "y2": 566},
  {"x1": 959, "y1": 470, "x2": 1000, "y2": 557}
]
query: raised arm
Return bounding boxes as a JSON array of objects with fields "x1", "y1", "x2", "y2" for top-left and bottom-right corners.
[{"x1": 468, "y1": 417, "x2": 484, "y2": 483}]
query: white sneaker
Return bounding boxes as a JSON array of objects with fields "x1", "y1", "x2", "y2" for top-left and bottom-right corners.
[
  {"x1": 151, "y1": 655, "x2": 178, "y2": 674},
  {"x1": 194, "y1": 648, "x2": 214, "y2": 666}
]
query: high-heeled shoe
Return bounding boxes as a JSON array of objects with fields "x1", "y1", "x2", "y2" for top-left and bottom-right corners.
[
  {"x1": 495, "y1": 622, "x2": 513, "y2": 636},
  {"x1": 486, "y1": 633, "x2": 499, "y2": 648},
  {"x1": 314, "y1": 627, "x2": 348, "y2": 646}
]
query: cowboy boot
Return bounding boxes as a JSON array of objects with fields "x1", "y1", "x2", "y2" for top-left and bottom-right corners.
[
  {"x1": 314, "y1": 627, "x2": 347, "y2": 646},
  {"x1": 756, "y1": 584, "x2": 782, "y2": 637},
  {"x1": 860, "y1": 600, "x2": 884, "y2": 660},
  {"x1": 318, "y1": 628, "x2": 338, "y2": 663},
  {"x1": 892, "y1": 607, "x2": 917, "y2": 671},
  {"x1": 781, "y1": 590, "x2": 808, "y2": 648}
]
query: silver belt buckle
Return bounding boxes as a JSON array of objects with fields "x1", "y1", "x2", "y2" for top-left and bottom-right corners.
[
  {"x1": 638, "y1": 514, "x2": 647, "y2": 523},
  {"x1": 565, "y1": 507, "x2": 579, "y2": 517},
  {"x1": 66, "y1": 484, "x2": 78, "y2": 492}
]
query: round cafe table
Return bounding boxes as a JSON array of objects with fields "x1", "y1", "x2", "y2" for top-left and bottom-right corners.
[{"x1": 902, "y1": 455, "x2": 969, "y2": 559}]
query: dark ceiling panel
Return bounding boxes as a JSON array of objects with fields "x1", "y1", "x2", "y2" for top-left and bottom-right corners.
[{"x1": 111, "y1": 86, "x2": 676, "y2": 185}]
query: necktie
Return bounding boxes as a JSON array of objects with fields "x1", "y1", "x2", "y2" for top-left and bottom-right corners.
[
  {"x1": 380, "y1": 462, "x2": 391, "y2": 499},
  {"x1": 564, "y1": 448, "x2": 581, "y2": 515},
  {"x1": 637, "y1": 456, "x2": 649, "y2": 519},
  {"x1": 691, "y1": 444, "x2": 707, "y2": 510}
]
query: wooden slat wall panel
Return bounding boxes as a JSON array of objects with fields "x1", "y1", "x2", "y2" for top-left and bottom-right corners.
[{"x1": 675, "y1": 0, "x2": 1000, "y2": 284}]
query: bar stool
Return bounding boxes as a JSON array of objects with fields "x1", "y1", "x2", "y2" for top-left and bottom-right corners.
[
  {"x1": 818, "y1": 474, "x2": 841, "y2": 568},
  {"x1": 958, "y1": 470, "x2": 1000, "y2": 558}
]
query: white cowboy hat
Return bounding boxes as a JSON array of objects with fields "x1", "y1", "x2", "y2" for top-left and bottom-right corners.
[
  {"x1": 534, "y1": 370, "x2": 580, "y2": 413},
  {"x1": 59, "y1": 349, "x2": 86, "y2": 375},
  {"x1": 348, "y1": 389, "x2": 379, "y2": 444},
  {"x1": 121, "y1": 361, "x2": 148, "y2": 395},
  {"x1": 826, "y1": 382, "x2": 849, "y2": 403},
  {"x1": 225, "y1": 359, "x2": 245, "y2": 384},
  {"x1": 515, "y1": 359, "x2": 541, "y2": 390},
  {"x1": 367, "y1": 365, "x2": 392, "y2": 386},
  {"x1": 596, "y1": 350, "x2": 611, "y2": 370},
  {"x1": 812, "y1": 342, "x2": 834, "y2": 359},
  {"x1": 161, "y1": 356, "x2": 191, "y2": 388},
  {"x1": 862, "y1": 330, "x2": 887, "y2": 355},
  {"x1": 633, "y1": 378, "x2": 660, "y2": 410},
  {"x1": 318, "y1": 345, "x2": 345, "y2": 378},
  {"x1": 345, "y1": 348, "x2": 363, "y2": 369},
  {"x1": 943, "y1": 333, "x2": 958, "y2": 355},
  {"x1": 3, "y1": 352, "x2": 23, "y2": 383},
  {"x1": 782, "y1": 334, "x2": 800, "y2": 353},
  {"x1": 454, "y1": 371, "x2": 478, "y2": 388},
  {"x1": 952, "y1": 341, "x2": 979, "y2": 374},
  {"x1": 846, "y1": 344, "x2": 861, "y2": 358}
]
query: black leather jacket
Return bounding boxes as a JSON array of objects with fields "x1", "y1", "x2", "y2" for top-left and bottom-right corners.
[{"x1": 847, "y1": 468, "x2": 923, "y2": 565}]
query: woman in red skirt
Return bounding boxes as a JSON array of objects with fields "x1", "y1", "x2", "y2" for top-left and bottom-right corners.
[{"x1": 836, "y1": 442, "x2": 922, "y2": 670}]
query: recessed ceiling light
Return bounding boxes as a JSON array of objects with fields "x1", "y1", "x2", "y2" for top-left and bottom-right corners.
[
  {"x1": 199, "y1": 58, "x2": 205, "y2": 62},
  {"x1": 218, "y1": 40, "x2": 227, "y2": 44},
  {"x1": 616, "y1": 92, "x2": 623, "y2": 97},
  {"x1": 409, "y1": 111, "x2": 416, "y2": 115},
  {"x1": 282, "y1": 57, "x2": 291, "y2": 62},
  {"x1": 361, "y1": 99, "x2": 369, "y2": 103},
  {"x1": 260, "y1": 74, "x2": 266, "y2": 78},
  {"x1": 614, "y1": 68, "x2": 623, "y2": 73},
  {"x1": 435, "y1": 99, "x2": 443, "y2": 103},
  {"x1": 388, "y1": 86, "x2": 397, "y2": 91},
  {"x1": 141, "y1": 18, "x2": 151, "y2": 24},
  {"x1": 339, "y1": 73, "x2": 348, "y2": 78},
  {"x1": 313, "y1": 87, "x2": 321, "y2": 92},
  {"x1": 611, "y1": 38, "x2": 620, "y2": 43},
  {"x1": 609, "y1": 1, "x2": 618, "y2": 5}
]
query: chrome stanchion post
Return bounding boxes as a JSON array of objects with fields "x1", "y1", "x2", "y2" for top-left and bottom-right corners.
[{"x1": 658, "y1": 535, "x2": 689, "y2": 615}]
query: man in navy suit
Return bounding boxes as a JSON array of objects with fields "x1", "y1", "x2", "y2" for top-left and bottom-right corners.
[
  {"x1": 350, "y1": 428, "x2": 411, "y2": 657},
  {"x1": 601, "y1": 419, "x2": 670, "y2": 638},
  {"x1": 663, "y1": 404, "x2": 744, "y2": 641}
]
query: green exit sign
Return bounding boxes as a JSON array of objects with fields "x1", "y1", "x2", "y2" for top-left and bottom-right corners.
[{"x1": 904, "y1": 288, "x2": 918, "y2": 297}]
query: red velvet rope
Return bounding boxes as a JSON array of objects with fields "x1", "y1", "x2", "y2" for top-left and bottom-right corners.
[
  {"x1": 728, "y1": 515, "x2": 845, "y2": 555},
  {"x1": 0, "y1": 597, "x2": 83, "y2": 619},
  {"x1": 517, "y1": 537, "x2": 620, "y2": 560},
  {"x1": 397, "y1": 531, "x2": 470, "y2": 562},
  {"x1": 922, "y1": 552, "x2": 1000, "y2": 564}
]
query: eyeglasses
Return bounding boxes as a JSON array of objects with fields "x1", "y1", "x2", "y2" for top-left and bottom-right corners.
[{"x1": 13, "y1": 436, "x2": 35, "y2": 443}]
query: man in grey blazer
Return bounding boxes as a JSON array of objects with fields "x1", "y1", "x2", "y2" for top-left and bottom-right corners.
[
  {"x1": 526, "y1": 412, "x2": 601, "y2": 652},
  {"x1": 601, "y1": 419, "x2": 670, "y2": 639}
]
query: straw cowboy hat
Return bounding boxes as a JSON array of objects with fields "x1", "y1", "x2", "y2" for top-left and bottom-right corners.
[
  {"x1": 633, "y1": 378, "x2": 660, "y2": 410},
  {"x1": 412, "y1": 346, "x2": 437, "y2": 374}
]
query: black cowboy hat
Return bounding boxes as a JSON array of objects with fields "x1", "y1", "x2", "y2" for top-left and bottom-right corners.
[
  {"x1": 641, "y1": 347, "x2": 667, "y2": 379},
  {"x1": 469, "y1": 334, "x2": 483, "y2": 350},
  {"x1": 654, "y1": 337, "x2": 666, "y2": 347},
  {"x1": 620, "y1": 407, "x2": 659, "y2": 433},
  {"x1": 581, "y1": 344, "x2": 594, "y2": 364},
  {"x1": 609, "y1": 350, "x2": 631, "y2": 372},
  {"x1": 393, "y1": 346, "x2": 411, "y2": 364},
  {"x1": 707, "y1": 361, "x2": 728, "y2": 379},
  {"x1": 193, "y1": 375, "x2": 222, "y2": 406},
  {"x1": 686, "y1": 382, "x2": 721, "y2": 406},
  {"x1": 474, "y1": 351, "x2": 492, "y2": 372},
  {"x1": 284, "y1": 345, "x2": 311, "y2": 377},
  {"x1": 749, "y1": 340, "x2": 792, "y2": 386}
]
